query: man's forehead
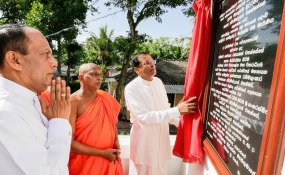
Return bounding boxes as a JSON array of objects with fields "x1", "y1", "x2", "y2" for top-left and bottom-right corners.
[
  {"x1": 88, "y1": 68, "x2": 101, "y2": 72},
  {"x1": 139, "y1": 54, "x2": 152, "y2": 60},
  {"x1": 87, "y1": 68, "x2": 101, "y2": 73},
  {"x1": 23, "y1": 26, "x2": 38, "y2": 32},
  {"x1": 79, "y1": 63, "x2": 101, "y2": 74}
]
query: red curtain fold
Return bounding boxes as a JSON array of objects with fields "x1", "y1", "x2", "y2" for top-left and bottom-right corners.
[{"x1": 173, "y1": 0, "x2": 212, "y2": 163}]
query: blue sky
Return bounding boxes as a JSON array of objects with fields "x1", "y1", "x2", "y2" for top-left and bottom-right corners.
[{"x1": 76, "y1": 2, "x2": 194, "y2": 43}]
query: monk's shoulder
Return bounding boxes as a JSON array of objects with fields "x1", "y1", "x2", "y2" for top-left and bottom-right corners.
[
  {"x1": 70, "y1": 91, "x2": 81, "y2": 105},
  {"x1": 98, "y1": 90, "x2": 114, "y2": 99},
  {"x1": 98, "y1": 90, "x2": 119, "y2": 107}
]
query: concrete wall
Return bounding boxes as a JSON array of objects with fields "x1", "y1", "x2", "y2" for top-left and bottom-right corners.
[{"x1": 118, "y1": 135, "x2": 218, "y2": 175}]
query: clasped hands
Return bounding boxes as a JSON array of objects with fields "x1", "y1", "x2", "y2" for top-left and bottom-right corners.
[
  {"x1": 39, "y1": 77, "x2": 71, "y2": 120},
  {"x1": 100, "y1": 140, "x2": 121, "y2": 163}
]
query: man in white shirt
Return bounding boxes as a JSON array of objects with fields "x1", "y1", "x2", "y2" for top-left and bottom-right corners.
[
  {"x1": 0, "y1": 24, "x2": 71, "y2": 175},
  {"x1": 124, "y1": 52, "x2": 198, "y2": 175}
]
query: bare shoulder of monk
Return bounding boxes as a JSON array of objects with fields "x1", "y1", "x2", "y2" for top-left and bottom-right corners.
[
  {"x1": 70, "y1": 92, "x2": 82, "y2": 118},
  {"x1": 71, "y1": 91, "x2": 94, "y2": 118}
]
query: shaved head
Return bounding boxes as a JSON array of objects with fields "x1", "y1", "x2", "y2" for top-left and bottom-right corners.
[
  {"x1": 79, "y1": 63, "x2": 101, "y2": 75},
  {"x1": 78, "y1": 63, "x2": 102, "y2": 90}
]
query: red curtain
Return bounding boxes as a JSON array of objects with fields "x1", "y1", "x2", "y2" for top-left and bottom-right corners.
[{"x1": 173, "y1": 0, "x2": 212, "y2": 163}]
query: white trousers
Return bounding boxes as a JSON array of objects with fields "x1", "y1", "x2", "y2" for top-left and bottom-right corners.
[{"x1": 129, "y1": 159, "x2": 167, "y2": 175}]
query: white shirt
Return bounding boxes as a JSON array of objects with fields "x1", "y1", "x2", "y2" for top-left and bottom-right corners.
[
  {"x1": 0, "y1": 76, "x2": 71, "y2": 175},
  {"x1": 124, "y1": 76, "x2": 180, "y2": 167}
]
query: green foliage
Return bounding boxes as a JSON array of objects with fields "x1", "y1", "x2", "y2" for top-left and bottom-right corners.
[
  {"x1": 83, "y1": 30, "x2": 148, "y2": 69},
  {"x1": 98, "y1": 64, "x2": 108, "y2": 79},
  {"x1": 136, "y1": 36, "x2": 191, "y2": 60},
  {"x1": 104, "y1": 0, "x2": 194, "y2": 102},
  {"x1": 113, "y1": 32, "x2": 148, "y2": 61},
  {"x1": 83, "y1": 37, "x2": 98, "y2": 63},
  {"x1": 36, "y1": 0, "x2": 92, "y2": 37},
  {"x1": 118, "y1": 129, "x2": 130, "y2": 135},
  {"x1": 26, "y1": 0, "x2": 98, "y2": 76},
  {"x1": 83, "y1": 25, "x2": 116, "y2": 66},
  {"x1": 105, "y1": 0, "x2": 195, "y2": 23},
  {"x1": 98, "y1": 64, "x2": 111, "y2": 92},
  {"x1": 62, "y1": 41, "x2": 85, "y2": 85},
  {"x1": 0, "y1": 0, "x2": 96, "y2": 77},
  {"x1": 69, "y1": 80, "x2": 80, "y2": 93},
  {"x1": 0, "y1": 0, "x2": 32, "y2": 24},
  {"x1": 64, "y1": 41, "x2": 83, "y2": 66},
  {"x1": 100, "y1": 81, "x2": 108, "y2": 92},
  {"x1": 182, "y1": 3, "x2": 196, "y2": 18},
  {"x1": 26, "y1": 1, "x2": 52, "y2": 31},
  {"x1": 68, "y1": 74, "x2": 109, "y2": 93}
]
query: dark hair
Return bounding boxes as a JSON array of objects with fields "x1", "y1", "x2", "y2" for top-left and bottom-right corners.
[
  {"x1": 132, "y1": 52, "x2": 150, "y2": 68},
  {"x1": 0, "y1": 24, "x2": 30, "y2": 67}
]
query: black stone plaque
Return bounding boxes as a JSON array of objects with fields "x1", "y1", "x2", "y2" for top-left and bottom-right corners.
[{"x1": 205, "y1": 0, "x2": 284, "y2": 174}]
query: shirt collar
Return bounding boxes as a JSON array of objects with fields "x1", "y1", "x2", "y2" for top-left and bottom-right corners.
[
  {"x1": 137, "y1": 76, "x2": 152, "y2": 86},
  {"x1": 0, "y1": 76, "x2": 36, "y2": 102}
]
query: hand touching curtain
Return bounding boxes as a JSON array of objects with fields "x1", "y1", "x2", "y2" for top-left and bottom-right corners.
[{"x1": 173, "y1": 0, "x2": 212, "y2": 163}]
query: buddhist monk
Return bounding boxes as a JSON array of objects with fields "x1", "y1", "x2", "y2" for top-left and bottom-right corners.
[{"x1": 68, "y1": 63, "x2": 124, "y2": 175}]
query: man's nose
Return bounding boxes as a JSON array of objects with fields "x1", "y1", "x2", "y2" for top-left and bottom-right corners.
[{"x1": 50, "y1": 56, "x2": 58, "y2": 67}]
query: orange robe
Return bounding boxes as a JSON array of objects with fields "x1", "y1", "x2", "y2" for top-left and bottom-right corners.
[
  {"x1": 40, "y1": 90, "x2": 50, "y2": 106},
  {"x1": 69, "y1": 90, "x2": 124, "y2": 175}
]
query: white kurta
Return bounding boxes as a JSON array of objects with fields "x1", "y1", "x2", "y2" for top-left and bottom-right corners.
[
  {"x1": 124, "y1": 76, "x2": 180, "y2": 167},
  {"x1": 0, "y1": 76, "x2": 71, "y2": 175}
]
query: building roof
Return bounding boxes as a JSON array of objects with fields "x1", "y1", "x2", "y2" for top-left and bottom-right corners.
[
  {"x1": 54, "y1": 66, "x2": 77, "y2": 77},
  {"x1": 105, "y1": 78, "x2": 117, "y2": 83},
  {"x1": 112, "y1": 59, "x2": 187, "y2": 85},
  {"x1": 156, "y1": 59, "x2": 187, "y2": 85},
  {"x1": 164, "y1": 85, "x2": 184, "y2": 94}
]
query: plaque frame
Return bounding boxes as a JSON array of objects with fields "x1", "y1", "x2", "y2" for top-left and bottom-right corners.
[{"x1": 202, "y1": 1, "x2": 285, "y2": 174}]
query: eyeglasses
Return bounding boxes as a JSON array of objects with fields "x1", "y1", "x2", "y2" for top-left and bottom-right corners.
[
  {"x1": 140, "y1": 60, "x2": 156, "y2": 66},
  {"x1": 88, "y1": 72, "x2": 102, "y2": 77}
]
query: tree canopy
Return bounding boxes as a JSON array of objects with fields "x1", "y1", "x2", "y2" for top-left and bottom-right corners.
[
  {"x1": 104, "y1": 0, "x2": 195, "y2": 102},
  {"x1": 0, "y1": 0, "x2": 32, "y2": 24},
  {"x1": 136, "y1": 36, "x2": 191, "y2": 60},
  {"x1": 0, "y1": 0, "x2": 195, "y2": 97},
  {"x1": 0, "y1": 0, "x2": 98, "y2": 77},
  {"x1": 84, "y1": 25, "x2": 116, "y2": 66}
]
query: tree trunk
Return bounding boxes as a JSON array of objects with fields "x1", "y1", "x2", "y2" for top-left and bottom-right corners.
[
  {"x1": 56, "y1": 38, "x2": 62, "y2": 76},
  {"x1": 66, "y1": 65, "x2": 71, "y2": 86},
  {"x1": 115, "y1": 5, "x2": 138, "y2": 103},
  {"x1": 115, "y1": 56, "x2": 131, "y2": 103},
  {"x1": 66, "y1": 48, "x2": 71, "y2": 86}
]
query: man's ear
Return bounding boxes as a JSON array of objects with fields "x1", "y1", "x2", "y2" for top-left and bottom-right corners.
[
  {"x1": 78, "y1": 75, "x2": 83, "y2": 81},
  {"x1": 5, "y1": 51, "x2": 22, "y2": 71},
  {"x1": 134, "y1": 67, "x2": 139, "y2": 74}
]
